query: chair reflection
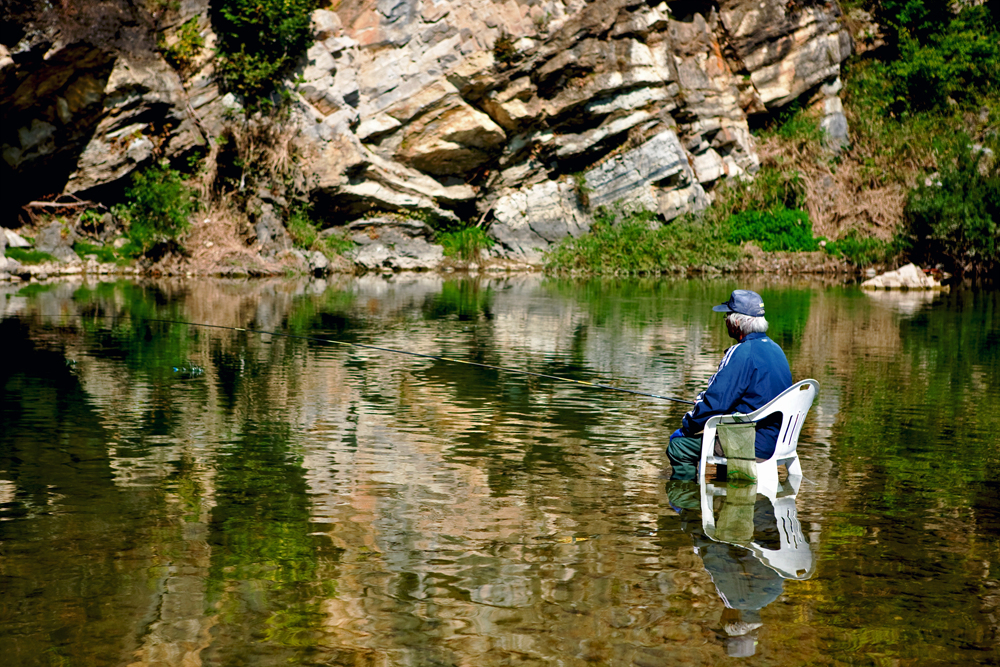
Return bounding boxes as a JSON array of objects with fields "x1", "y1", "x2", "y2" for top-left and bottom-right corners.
[
  {"x1": 668, "y1": 473, "x2": 815, "y2": 658},
  {"x1": 700, "y1": 473, "x2": 815, "y2": 581}
]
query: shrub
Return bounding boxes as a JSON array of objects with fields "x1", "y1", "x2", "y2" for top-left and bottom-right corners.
[
  {"x1": 162, "y1": 18, "x2": 205, "y2": 73},
  {"x1": 212, "y1": 0, "x2": 316, "y2": 103},
  {"x1": 119, "y1": 164, "x2": 194, "y2": 254},
  {"x1": 906, "y1": 137, "x2": 999, "y2": 272},
  {"x1": 546, "y1": 206, "x2": 743, "y2": 274},
  {"x1": 286, "y1": 205, "x2": 318, "y2": 249},
  {"x1": 858, "y1": 5, "x2": 1000, "y2": 115},
  {"x1": 822, "y1": 232, "x2": 908, "y2": 266},
  {"x1": 726, "y1": 208, "x2": 819, "y2": 252},
  {"x1": 439, "y1": 227, "x2": 494, "y2": 261}
]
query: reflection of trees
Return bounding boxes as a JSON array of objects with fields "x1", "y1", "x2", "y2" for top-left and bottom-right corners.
[
  {"x1": 0, "y1": 320, "x2": 169, "y2": 665},
  {"x1": 804, "y1": 289, "x2": 1000, "y2": 662},
  {"x1": 5, "y1": 276, "x2": 999, "y2": 664}
]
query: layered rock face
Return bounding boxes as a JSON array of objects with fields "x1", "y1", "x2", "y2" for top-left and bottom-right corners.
[{"x1": 1, "y1": 0, "x2": 851, "y2": 265}]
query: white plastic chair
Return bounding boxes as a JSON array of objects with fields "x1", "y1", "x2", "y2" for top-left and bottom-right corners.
[
  {"x1": 699, "y1": 474, "x2": 816, "y2": 580},
  {"x1": 698, "y1": 379, "x2": 819, "y2": 498}
]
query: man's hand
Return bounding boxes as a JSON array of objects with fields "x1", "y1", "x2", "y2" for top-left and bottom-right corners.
[{"x1": 670, "y1": 428, "x2": 684, "y2": 442}]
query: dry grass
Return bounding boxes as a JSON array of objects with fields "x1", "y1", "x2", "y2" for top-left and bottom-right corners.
[
  {"x1": 214, "y1": 111, "x2": 311, "y2": 193},
  {"x1": 755, "y1": 124, "x2": 907, "y2": 242},
  {"x1": 148, "y1": 200, "x2": 285, "y2": 276}
]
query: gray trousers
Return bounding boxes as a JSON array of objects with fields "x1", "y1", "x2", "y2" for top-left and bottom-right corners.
[
  {"x1": 667, "y1": 434, "x2": 766, "y2": 480},
  {"x1": 667, "y1": 435, "x2": 720, "y2": 481}
]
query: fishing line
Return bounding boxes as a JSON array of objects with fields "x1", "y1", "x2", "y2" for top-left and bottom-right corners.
[{"x1": 74, "y1": 314, "x2": 696, "y2": 405}]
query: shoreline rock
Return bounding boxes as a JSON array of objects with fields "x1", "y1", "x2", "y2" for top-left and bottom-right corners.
[{"x1": 861, "y1": 263, "x2": 949, "y2": 290}]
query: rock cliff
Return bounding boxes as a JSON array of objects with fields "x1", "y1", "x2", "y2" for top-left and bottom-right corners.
[{"x1": 1, "y1": 0, "x2": 851, "y2": 268}]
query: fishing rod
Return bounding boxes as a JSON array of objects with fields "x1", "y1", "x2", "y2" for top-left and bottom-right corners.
[{"x1": 80, "y1": 314, "x2": 696, "y2": 406}]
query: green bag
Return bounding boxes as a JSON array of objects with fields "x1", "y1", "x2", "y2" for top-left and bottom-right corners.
[
  {"x1": 718, "y1": 420, "x2": 757, "y2": 482},
  {"x1": 714, "y1": 481, "x2": 757, "y2": 544}
]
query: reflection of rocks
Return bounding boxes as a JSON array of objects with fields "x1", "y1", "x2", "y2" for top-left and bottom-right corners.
[{"x1": 863, "y1": 288, "x2": 946, "y2": 315}]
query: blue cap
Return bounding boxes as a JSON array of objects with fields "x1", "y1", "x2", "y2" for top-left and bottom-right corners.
[{"x1": 712, "y1": 290, "x2": 765, "y2": 317}]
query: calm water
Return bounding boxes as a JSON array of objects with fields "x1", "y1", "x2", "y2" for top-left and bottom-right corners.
[{"x1": 1, "y1": 275, "x2": 997, "y2": 666}]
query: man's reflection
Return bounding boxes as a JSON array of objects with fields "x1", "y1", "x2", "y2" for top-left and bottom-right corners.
[{"x1": 667, "y1": 480, "x2": 812, "y2": 658}]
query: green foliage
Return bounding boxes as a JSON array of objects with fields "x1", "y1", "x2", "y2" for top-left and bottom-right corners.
[
  {"x1": 79, "y1": 209, "x2": 102, "y2": 226},
  {"x1": 726, "y1": 207, "x2": 819, "y2": 252},
  {"x1": 286, "y1": 204, "x2": 356, "y2": 257},
  {"x1": 855, "y1": 5, "x2": 1000, "y2": 115},
  {"x1": 321, "y1": 231, "x2": 354, "y2": 256},
  {"x1": 545, "y1": 206, "x2": 743, "y2": 274},
  {"x1": 759, "y1": 102, "x2": 826, "y2": 146},
  {"x1": 4, "y1": 248, "x2": 56, "y2": 264},
  {"x1": 73, "y1": 241, "x2": 125, "y2": 264},
  {"x1": 867, "y1": 0, "x2": 954, "y2": 45},
  {"x1": 286, "y1": 205, "x2": 318, "y2": 249},
  {"x1": 162, "y1": 18, "x2": 205, "y2": 72},
  {"x1": 822, "y1": 232, "x2": 908, "y2": 266},
  {"x1": 119, "y1": 164, "x2": 194, "y2": 254},
  {"x1": 438, "y1": 227, "x2": 495, "y2": 261},
  {"x1": 906, "y1": 137, "x2": 1000, "y2": 272},
  {"x1": 707, "y1": 169, "x2": 806, "y2": 225},
  {"x1": 212, "y1": 0, "x2": 317, "y2": 103}
]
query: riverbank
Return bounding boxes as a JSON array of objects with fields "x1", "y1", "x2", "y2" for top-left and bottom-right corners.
[{"x1": 2, "y1": 1, "x2": 996, "y2": 282}]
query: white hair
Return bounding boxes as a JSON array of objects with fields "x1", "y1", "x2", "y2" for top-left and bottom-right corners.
[{"x1": 727, "y1": 312, "x2": 769, "y2": 335}]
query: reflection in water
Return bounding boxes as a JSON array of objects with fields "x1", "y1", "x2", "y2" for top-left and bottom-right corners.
[
  {"x1": 667, "y1": 475, "x2": 815, "y2": 658},
  {"x1": 1, "y1": 275, "x2": 998, "y2": 666}
]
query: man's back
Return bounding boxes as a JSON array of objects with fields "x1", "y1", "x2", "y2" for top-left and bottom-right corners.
[{"x1": 682, "y1": 332, "x2": 792, "y2": 458}]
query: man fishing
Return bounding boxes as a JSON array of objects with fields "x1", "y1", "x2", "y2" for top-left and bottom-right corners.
[{"x1": 666, "y1": 289, "x2": 792, "y2": 481}]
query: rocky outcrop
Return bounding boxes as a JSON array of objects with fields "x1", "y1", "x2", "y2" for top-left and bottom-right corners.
[
  {"x1": 2, "y1": 0, "x2": 853, "y2": 270},
  {"x1": 1, "y1": 4, "x2": 210, "y2": 208},
  {"x1": 341, "y1": 216, "x2": 446, "y2": 270}
]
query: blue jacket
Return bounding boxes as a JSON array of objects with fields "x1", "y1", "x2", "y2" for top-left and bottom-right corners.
[{"x1": 681, "y1": 332, "x2": 792, "y2": 459}]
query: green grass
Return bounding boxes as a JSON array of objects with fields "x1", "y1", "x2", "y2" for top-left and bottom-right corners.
[
  {"x1": 321, "y1": 232, "x2": 354, "y2": 256},
  {"x1": 822, "y1": 233, "x2": 910, "y2": 266},
  {"x1": 5, "y1": 248, "x2": 56, "y2": 265},
  {"x1": 545, "y1": 207, "x2": 743, "y2": 274},
  {"x1": 286, "y1": 206, "x2": 319, "y2": 249},
  {"x1": 438, "y1": 227, "x2": 494, "y2": 261},
  {"x1": 286, "y1": 205, "x2": 356, "y2": 257},
  {"x1": 73, "y1": 241, "x2": 127, "y2": 264}
]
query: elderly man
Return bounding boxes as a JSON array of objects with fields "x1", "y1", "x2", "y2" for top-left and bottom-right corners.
[{"x1": 667, "y1": 289, "x2": 792, "y2": 481}]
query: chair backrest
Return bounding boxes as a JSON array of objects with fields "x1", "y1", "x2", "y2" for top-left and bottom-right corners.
[{"x1": 745, "y1": 379, "x2": 818, "y2": 460}]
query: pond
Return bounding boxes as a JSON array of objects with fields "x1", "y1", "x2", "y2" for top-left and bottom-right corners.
[{"x1": 1, "y1": 275, "x2": 998, "y2": 666}]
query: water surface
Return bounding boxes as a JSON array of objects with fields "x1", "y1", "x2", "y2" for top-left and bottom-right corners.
[{"x1": 1, "y1": 275, "x2": 997, "y2": 666}]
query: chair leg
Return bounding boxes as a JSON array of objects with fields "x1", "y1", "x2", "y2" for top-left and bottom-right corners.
[
  {"x1": 757, "y1": 461, "x2": 779, "y2": 497},
  {"x1": 786, "y1": 455, "x2": 802, "y2": 478}
]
